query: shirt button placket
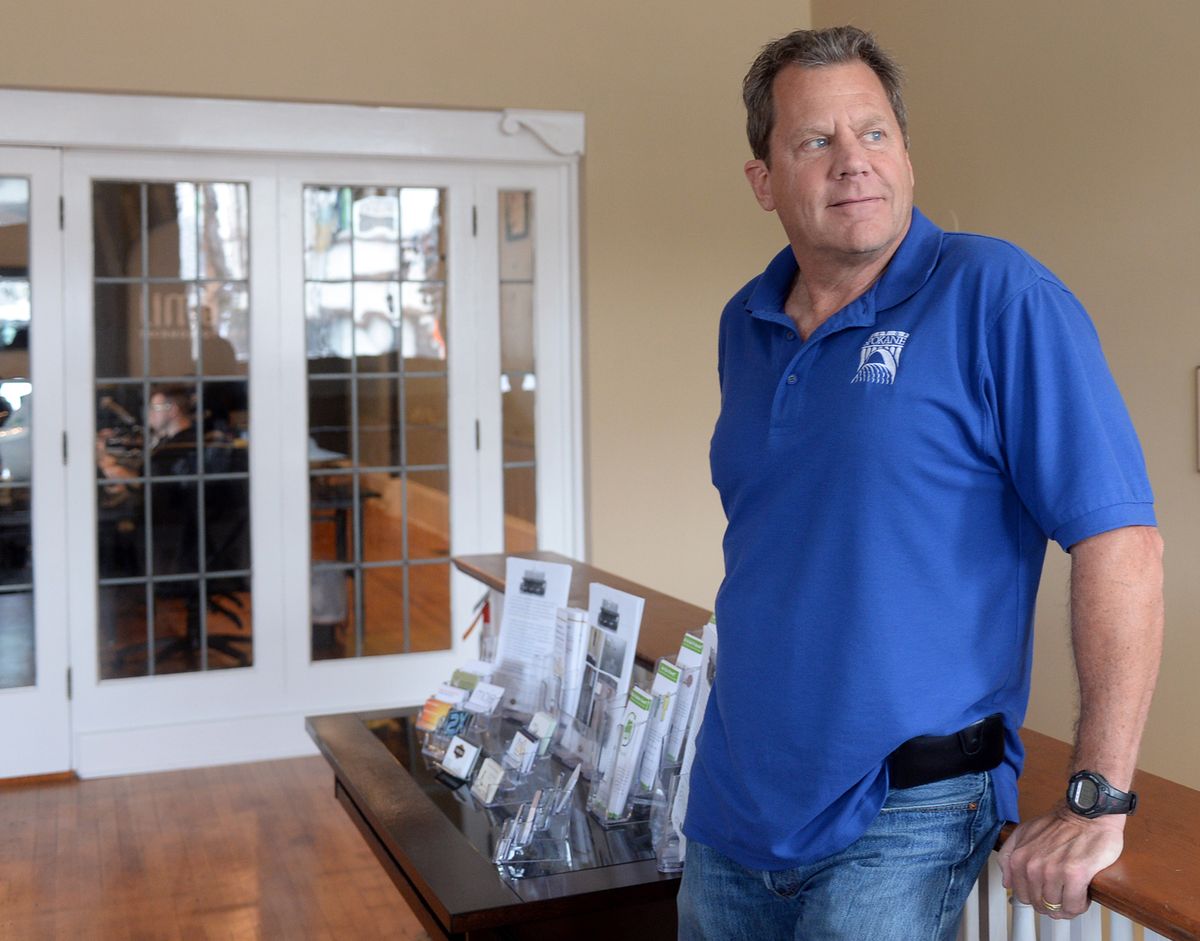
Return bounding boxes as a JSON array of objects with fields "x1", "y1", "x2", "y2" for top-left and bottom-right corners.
[{"x1": 772, "y1": 345, "x2": 810, "y2": 427}]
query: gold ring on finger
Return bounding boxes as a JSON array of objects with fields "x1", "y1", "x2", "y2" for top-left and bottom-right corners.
[{"x1": 1040, "y1": 898, "x2": 1063, "y2": 912}]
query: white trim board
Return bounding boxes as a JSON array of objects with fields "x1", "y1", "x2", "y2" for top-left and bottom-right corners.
[{"x1": 0, "y1": 90, "x2": 585, "y2": 163}]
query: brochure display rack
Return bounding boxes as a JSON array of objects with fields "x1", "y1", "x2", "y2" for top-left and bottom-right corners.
[{"x1": 307, "y1": 552, "x2": 712, "y2": 941}]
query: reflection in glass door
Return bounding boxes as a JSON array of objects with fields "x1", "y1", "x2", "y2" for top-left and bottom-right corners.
[
  {"x1": 92, "y1": 180, "x2": 253, "y2": 678},
  {"x1": 303, "y1": 185, "x2": 451, "y2": 660}
]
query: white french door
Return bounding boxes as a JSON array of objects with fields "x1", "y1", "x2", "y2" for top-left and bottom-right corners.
[
  {"x1": 56, "y1": 150, "x2": 579, "y2": 775},
  {"x1": 275, "y1": 158, "x2": 485, "y2": 709},
  {"x1": 63, "y1": 150, "x2": 291, "y2": 775},
  {"x1": 0, "y1": 146, "x2": 70, "y2": 777},
  {"x1": 0, "y1": 91, "x2": 582, "y2": 778}
]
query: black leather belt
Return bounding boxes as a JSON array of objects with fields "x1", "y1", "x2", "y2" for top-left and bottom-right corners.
[{"x1": 887, "y1": 713, "x2": 1005, "y2": 790}]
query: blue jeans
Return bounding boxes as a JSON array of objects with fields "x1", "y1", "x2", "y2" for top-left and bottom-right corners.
[{"x1": 677, "y1": 771, "x2": 1001, "y2": 941}]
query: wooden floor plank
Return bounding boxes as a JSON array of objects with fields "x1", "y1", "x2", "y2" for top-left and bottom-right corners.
[{"x1": 0, "y1": 756, "x2": 429, "y2": 941}]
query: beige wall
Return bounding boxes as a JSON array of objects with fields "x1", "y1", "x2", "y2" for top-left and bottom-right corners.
[
  {"x1": 1, "y1": 13, "x2": 808, "y2": 627},
  {"x1": 812, "y1": 1, "x2": 1200, "y2": 788}
]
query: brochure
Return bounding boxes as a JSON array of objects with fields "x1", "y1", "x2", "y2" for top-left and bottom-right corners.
[
  {"x1": 575, "y1": 582, "x2": 645, "y2": 729},
  {"x1": 637, "y1": 660, "x2": 681, "y2": 792},
  {"x1": 450, "y1": 660, "x2": 494, "y2": 691},
  {"x1": 554, "y1": 607, "x2": 590, "y2": 719},
  {"x1": 670, "y1": 617, "x2": 718, "y2": 841},
  {"x1": 415, "y1": 697, "x2": 452, "y2": 733},
  {"x1": 471, "y1": 757, "x2": 506, "y2": 804},
  {"x1": 528, "y1": 711, "x2": 558, "y2": 757},
  {"x1": 605, "y1": 686, "x2": 653, "y2": 820},
  {"x1": 416, "y1": 684, "x2": 467, "y2": 733},
  {"x1": 504, "y1": 728, "x2": 540, "y2": 774},
  {"x1": 492, "y1": 557, "x2": 574, "y2": 715},
  {"x1": 665, "y1": 630, "x2": 707, "y2": 764},
  {"x1": 464, "y1": 681, "x2": 505, "y2": 716},
  {"x1": 441, "y1": 735, "x2": 483, "y2": 781}
]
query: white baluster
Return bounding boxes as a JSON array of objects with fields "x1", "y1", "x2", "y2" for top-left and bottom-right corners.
[
  {"x1": 1106, "y1": 910, "x2": 1135, "y2": 941},
  {"x1": 1041, "y1": 913, "x2": 1071, "y2": 940},
  {"x1": 1069, "y1": 901, "x2": 1101, "y2": 940},
  {"x1": 961, "y1": 876, "x2": 981, "y2": 941},
  {"x1": 1011, "y1": 899, "x2": 1037, "y2": 941},
  {"x1": 987, "y1": 854, "x2": 1008, "y2": 941},
  {"x1": 1143, "y1": 930, "x2": 1170, "y2": 941}
]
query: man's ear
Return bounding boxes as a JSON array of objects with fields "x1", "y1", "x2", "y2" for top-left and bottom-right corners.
[{"x1": 744, "y1": 159, "x2": 776, "y2": 212}]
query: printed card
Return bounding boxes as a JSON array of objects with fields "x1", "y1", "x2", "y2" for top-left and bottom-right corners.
[
  {"x1": 438, "y1": 708, "x2": 473, "y2": 739},
  {"x1": 470, "y1": 757, "x2": 506, "y2": 804},
  {"x1": 440, "y1": 735, "x2": 482, "y2": 781},
  {"x1": 465, "y1": 681, "x2": 506, "y2": 716},
  {"x1": 415, "y1": 697, "x2": 452, "y2": 733},
  {"x1": 527, "y1": 711, "x2": 558, "y2": 756},
  {"x1": 503, "y1": 728, "x2": 539, "y2": 774}
]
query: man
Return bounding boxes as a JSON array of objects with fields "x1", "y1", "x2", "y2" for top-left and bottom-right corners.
[
  {"x1": 678, "y1": 26, "x2": 1163, "y2": 940},
  {"x1": 97, "y1": 385, "x2": 197, "y2": 483},
  {"x1": 97, "y1": 386, "x2": 200, "y2": 575}
]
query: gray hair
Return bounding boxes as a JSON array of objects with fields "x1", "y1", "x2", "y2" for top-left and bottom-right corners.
[{"x1": 743, "y1": 26, "x2": 908, "y2": 163}]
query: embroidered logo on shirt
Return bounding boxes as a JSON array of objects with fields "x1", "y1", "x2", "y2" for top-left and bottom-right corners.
[{"x1": 852, "y1": 331, "x2": 910, "y2": 385}]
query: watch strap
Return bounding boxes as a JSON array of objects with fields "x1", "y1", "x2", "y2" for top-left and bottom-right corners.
[{"x1": 1068, "y1": 770, "x2": 1138, "y2": 818}]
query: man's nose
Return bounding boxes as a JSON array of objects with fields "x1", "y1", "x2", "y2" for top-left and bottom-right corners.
[{"x1": 831, "y1": 138, "x2": 870, "y2": 177}]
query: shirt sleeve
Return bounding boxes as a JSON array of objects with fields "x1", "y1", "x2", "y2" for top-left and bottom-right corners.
[{"x1": 981, "y1": 277, "x2": 1156, "y2": 550}]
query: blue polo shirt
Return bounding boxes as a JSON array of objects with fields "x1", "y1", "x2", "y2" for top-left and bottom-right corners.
[{"x1": 685, "y1": 207, "x2": 1155, "y2": 870}]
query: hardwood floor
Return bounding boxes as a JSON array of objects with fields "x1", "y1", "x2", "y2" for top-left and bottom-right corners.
[{"x1": 0, "y1": 756, "x2": 430, "y2": 940}]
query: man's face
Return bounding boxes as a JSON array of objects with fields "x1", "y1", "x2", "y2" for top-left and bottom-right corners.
[
  {"x1": 744, "y1": 61, "x2": 914, "y2": 267},
  {"x1": 148, "y1": 394, "x2": 175, "y2": 434}
]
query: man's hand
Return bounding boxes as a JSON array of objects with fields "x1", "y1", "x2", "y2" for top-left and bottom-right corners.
[{"x1": 997, "y1": 802, "x2": 1125, "y2": 919}]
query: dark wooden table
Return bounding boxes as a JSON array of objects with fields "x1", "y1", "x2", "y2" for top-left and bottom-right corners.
[
  {"x1": 307, "y1": 553, "x2": 709, "y2": 940},
  {"x1": 307, "y1": 709, "x2": 681, "y2": 941}
]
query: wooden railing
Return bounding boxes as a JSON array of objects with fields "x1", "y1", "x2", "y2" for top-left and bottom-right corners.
[
  {"x1": 452, "y1": 553, "x2": 1198, "y2": 941},
  {"x1": 960, "y1": 730, "x2": 1200, "y2": 941}
]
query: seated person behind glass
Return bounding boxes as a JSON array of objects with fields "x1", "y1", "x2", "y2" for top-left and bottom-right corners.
[{"x1": 96, "y1": 386, "x2": 198, "y2": 488}]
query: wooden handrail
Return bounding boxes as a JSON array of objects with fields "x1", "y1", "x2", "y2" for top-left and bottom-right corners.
[
  {"x1": 454, "y1": 553, "x2": 1199, "y2": 940},
  {"x1": 1008, "y1": 729, "x2": 1200, "y2": 941}
]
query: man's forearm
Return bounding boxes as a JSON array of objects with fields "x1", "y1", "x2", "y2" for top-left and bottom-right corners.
[
  {"x1": 1068, "y1": 525, "x2": 1164, "y2": 792},
  {"x1": 998, "y1": 525, "x2": 1164, "y2": 918}
]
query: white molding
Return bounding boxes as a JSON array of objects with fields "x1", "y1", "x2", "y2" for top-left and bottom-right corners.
[
  {"x1": 0, "y1": 89, "x2": 585, "y2": 163},
  {"x1": 74, "y1": 710, "x2": 319, "y2": 778},
  {"x1": 500, "y1": 110, "x2": 586, "y2": 157}
]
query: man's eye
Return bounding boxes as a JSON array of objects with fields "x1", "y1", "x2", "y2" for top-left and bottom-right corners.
[
  {"x1": 864, "y1": 130, "x2": 884, "y2": 142},
  {"x1": 804, "y1": 137, "x2": 829, "y2": 150}
]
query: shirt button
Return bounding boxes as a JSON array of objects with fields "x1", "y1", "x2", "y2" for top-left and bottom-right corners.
[
  {"x1": 786, "y1": 331, "x2": 797, "y2": 341},
  {"x1": 786, "y1": 374, "x2": 798, "y2": 385}
]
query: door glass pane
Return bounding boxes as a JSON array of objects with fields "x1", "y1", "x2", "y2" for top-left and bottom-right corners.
[
  {"x1": 304, "y1": 184, "x2": 449, "y2": 661},
  {"x1": 499, "y1": 191, "x2": 537, "y2": 553},
  {"x1": 93, "y1": 179, "x2": 253, "y2": 679},
  {"x1": 0, "y1": 177, "x2": 33, "y2": 689}
]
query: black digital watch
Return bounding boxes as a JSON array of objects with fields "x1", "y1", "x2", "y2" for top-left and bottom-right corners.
[{"x1": 1066, "y1": 770, "x2": 1138, "y2": 818}]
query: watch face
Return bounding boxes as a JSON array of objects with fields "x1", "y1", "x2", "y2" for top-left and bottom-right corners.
[{"x1": 1072, "y1": 776, "x2": 1100, "y2": 810}]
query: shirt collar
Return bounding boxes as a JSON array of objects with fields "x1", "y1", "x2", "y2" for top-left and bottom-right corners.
[{"x1": 744, "y1": 207, "x2": 944, "y2": 328}]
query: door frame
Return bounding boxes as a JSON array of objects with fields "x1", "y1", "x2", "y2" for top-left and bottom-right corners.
[
  {"x1": 0, "y1": 145, "x2": 71, "y2": 778},
  {"x1": 0, "y1": 90, "x2": 584, "y2": 776}
]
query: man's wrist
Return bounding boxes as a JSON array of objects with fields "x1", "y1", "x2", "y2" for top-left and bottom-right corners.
[
  {"x1": 1066, "y1": 769, "x2": 1138, "y2": 818},
  {"x1": 1052, "y1": 800, "x2": 1128, "y2": 831}
]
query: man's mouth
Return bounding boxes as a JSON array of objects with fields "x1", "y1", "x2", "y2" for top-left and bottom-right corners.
[{"x1": 829, "y1": 196, "x2": 883, "y2": 208}]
